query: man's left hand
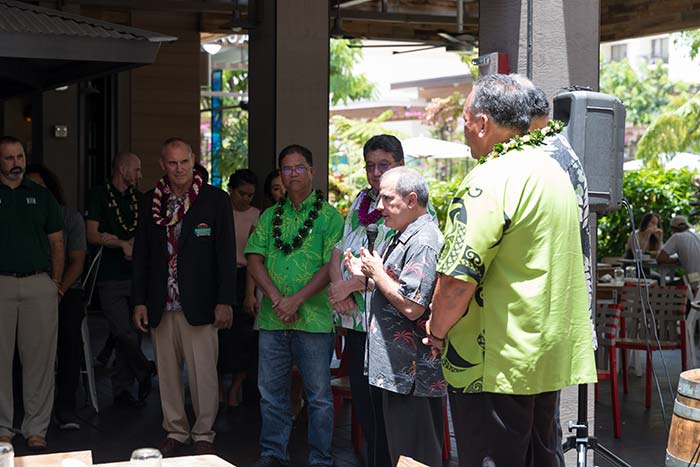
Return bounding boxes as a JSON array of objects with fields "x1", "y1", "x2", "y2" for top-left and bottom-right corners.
[
  {"x1": 275, "y1": 296, "x2": 300, "y2": 323},
  {"x1": 359, "y1": 248, "x2": 384, "y2": 279},
  {"x1": 214, "y1": 304, "x2": 233, "y2": 329},
  {"x1": 422, "y1": 316, "x2": 444, "y2": 358}
]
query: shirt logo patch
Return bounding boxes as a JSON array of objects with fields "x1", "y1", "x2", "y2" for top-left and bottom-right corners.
[
  {"x1": 195, "y1": 223, "x2": 212, "y2": 237},
  {"x1": 26, "y1": 197, "x2": 37, "y2": 205}
]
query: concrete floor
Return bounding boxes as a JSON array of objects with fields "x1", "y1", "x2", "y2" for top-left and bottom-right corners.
[
  {"x1": 9, "y1": 313, "x2": 686, "y2": 467},
  {"x1": 594, "y1": 349, "x2": 687, "y2": 467},
  {"x1": 8, "y1": 314, "x2": 460, "y2": 466}
]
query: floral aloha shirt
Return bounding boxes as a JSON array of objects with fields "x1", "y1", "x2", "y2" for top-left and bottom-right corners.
[
  {"x1": 334, "y1": 188, "x2": 437, "y2": 332},
  {"x1": 542, "y1": 133, "x2": 596, "y2": 349},
  {"x1": 367, "y1": 213, "x2": 446, "y2": 398}
]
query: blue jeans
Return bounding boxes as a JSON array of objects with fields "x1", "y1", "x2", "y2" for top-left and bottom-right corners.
[{"x1": 258, "y1": 330, "x2": 335, "y2": 466}]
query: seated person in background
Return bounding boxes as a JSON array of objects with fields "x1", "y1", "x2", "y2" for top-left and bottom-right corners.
[
  {"x1": 626, "y1": 212, "x2": 663, "y2": 258},
  {"x1": 657, "y1": 215, "x2": 700, "y2": 274}
]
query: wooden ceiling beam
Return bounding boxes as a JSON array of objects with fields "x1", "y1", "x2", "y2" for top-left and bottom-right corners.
[
  {"x1": 600, "y1": 0, "x2": 700, "y2": 41},
  {"x1": 63, "y1": 0, "x2": 700, "y2": 43}
]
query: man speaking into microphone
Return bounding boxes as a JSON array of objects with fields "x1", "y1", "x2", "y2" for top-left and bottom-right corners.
[{"x1": 344, "y1": 166, "x2": 445, "y2": 467}]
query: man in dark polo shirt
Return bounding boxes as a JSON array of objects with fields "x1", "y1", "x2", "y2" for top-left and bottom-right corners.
[
  {"x1": 0, "y1": 136, "x2": 65, "y2": 450},
  {"x1": 87, "y1": 151, "x2": 151, "y2": 407}
]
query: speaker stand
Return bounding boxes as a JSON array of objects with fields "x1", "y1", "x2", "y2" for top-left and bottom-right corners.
[{"x1": 562, "y1": 384, "x2": 631, "y2": 467}]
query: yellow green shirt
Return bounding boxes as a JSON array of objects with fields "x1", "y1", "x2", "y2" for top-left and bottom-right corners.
[
  {"x1": 245, "y1": 192, "x2": 344, "y2": 332},
  {"x1": 437, "y1": 147, "x2": 597, "y2": 395}
]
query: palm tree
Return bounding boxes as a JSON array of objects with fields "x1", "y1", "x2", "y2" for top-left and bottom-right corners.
[{"x1": 635, "y1": 92, "x2": 700, "y2": 165}]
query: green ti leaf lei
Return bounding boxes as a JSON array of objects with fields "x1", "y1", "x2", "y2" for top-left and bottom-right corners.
[
  {"x1": 478, "y1": 120, "x2": 565, "y2": 165},
  {"x1": 272, "y1": 189, "x2": 324, "y2": 254}
]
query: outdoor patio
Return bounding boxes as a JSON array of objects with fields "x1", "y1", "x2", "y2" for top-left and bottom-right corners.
[{"x1": 594, "y1": 349, "x2": 684, "y2": 467}]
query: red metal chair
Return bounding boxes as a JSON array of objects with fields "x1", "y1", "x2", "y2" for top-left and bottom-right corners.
[
  {"x1": 617, "y1": 284, "x2": 688, "y2": 409},
  {"x1": 330, "y1": 333, "x2": 362, "y2": 453},
  {"x1": 442, "y1": 397, "x2": 451, "y2": 460},
  {"x1": 594, "y1": 303, "x2": 622, "y2": 438}
]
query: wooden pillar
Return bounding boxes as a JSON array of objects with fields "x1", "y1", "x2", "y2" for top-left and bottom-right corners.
[
  {"x1": 480, "y1": 0, "x2": 600, "y2": 96},
  {"x1": 129, "y1": 11, "x2": 201, "y2": 191},
  {"x1": 248, "y1": 0, "x2": 330, "y2": 204}
]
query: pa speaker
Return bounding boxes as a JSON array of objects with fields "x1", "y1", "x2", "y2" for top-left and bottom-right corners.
[{"x1": 553, "y1": 90, "x2": 626, "y2": 213}]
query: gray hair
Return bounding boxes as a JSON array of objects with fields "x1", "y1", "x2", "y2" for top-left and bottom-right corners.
[
  {"x1": 468, "y1": 74, "x2": 531, "y2": 134},
  {"x1": 160, "y1": 137, "x2": 193, "y2": 158},
  {"x1": 511, "y1": 74, "x2": 550, "y2": 118},
  {"x1": 381, "y1": 166, "x2": 429, "y2": 208}
]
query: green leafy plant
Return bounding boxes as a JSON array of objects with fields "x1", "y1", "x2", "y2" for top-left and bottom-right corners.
[
  {"x1": 597, "y1": 167, "x2": 697, "y2": 259},
  {"x1": 635, "y1": 92, "x2": 700, "y2": 164},
  {"x1": 427, "y1": 177, "x2": 465, "y2": 230},
  {"x1": 599, "y1": 58, "x2": 689, "y2": 126},
  {"x1": 329, "y1": 39, "x2": 377, "y2": 105}
]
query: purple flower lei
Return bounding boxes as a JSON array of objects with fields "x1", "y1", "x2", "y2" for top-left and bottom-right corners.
[{"x1": 357, "y1": 189, "x2": 382, "y2": 226}]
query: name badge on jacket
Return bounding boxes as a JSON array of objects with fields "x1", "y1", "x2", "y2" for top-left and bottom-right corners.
[{"x1": 195, "y1": 223, "x2": 212, "y2": 237}]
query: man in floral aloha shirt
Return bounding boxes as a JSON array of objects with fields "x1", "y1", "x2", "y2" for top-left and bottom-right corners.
[{"x1": 345, "y1": 166, "x2": 445, "y2": 467}]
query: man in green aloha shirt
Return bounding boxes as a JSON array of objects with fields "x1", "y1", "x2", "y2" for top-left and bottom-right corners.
[
  {"x1": 425, "y1": 74, "x2": 596, "y2": 467},
  {"x1": 246, "y1": 144, "x2": 344, "y2": 467}
]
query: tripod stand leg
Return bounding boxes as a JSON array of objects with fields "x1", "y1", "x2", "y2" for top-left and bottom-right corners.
[{"x1": 593, "y1": 441, "x2": 633, "y2": 467}]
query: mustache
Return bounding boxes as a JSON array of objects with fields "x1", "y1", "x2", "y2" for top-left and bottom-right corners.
[{"x1": 10, "y1": 167, "x2": 23, "y2": 173}]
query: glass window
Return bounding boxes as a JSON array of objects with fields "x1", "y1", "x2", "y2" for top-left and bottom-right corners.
[
  {"x1": 651, "y1": 38, "x2": 669, "y2": 63},
  {"x1": 610, "y1": 44, "x2": 627, "y2": 62}
]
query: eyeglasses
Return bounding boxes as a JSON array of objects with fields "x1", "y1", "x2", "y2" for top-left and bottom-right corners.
[
  {"x1": 364, "y1": 162, "x2": 393, "y2": 173},
  {"x1": 280, "y1": 165, "x2": 309, "y2": 176}
]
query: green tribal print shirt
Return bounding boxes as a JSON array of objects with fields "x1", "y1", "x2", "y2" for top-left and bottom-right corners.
[{"x1": 436, "y1": 146, "x2": 597, "y2": 395}]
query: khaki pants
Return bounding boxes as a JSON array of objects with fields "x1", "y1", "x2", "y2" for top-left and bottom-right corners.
[
  {"x1": 0, "y1": 273, "x2": 58, "y2": 438},
  {"x1": 152, "y1": 311, "x2": 219, "y2": 443}
]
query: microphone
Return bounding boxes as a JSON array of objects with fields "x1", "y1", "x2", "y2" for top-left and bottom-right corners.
[
  {"x1": 366, "y1": 224, "x2": 379, "y2": 253},
  {"x1": 364, "y1": 223, "x2": 379, "y2": 293}
]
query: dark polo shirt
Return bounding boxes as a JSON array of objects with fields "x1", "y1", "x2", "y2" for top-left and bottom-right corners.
[
  {"x1": 0, "y1": 177, "x2": 64, "y2": 274},
  {"x1": 87, "y1": 184, "x2": 140, "y2": 282}
]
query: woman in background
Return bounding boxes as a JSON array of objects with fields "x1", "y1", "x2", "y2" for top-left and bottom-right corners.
[
  {"x1": 26, "y1": 164, "x2": 86, "y2": 431},
  {"x1": 263, "y1": 169, "x2": 285, "y2": 208},
  {"x1": 625, "y1": 212, "x2": 663, "y2": 258},
  {"x1": 219, "y1": 169, "x2": 261, "y2": 409}
]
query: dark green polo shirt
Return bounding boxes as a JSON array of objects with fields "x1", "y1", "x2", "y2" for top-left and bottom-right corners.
[
  {"x1": 0, "y1": 177, "x2": 64, "y2": 274},
  {"x1": 86, "y1": 184, "x2": 140, "y2": 282}
]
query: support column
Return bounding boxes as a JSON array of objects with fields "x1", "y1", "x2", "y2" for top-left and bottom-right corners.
[
  {"x1": 480, "y1": 0, "x2": 600, "y2": 96},
  {"x1": 248, "y1": 0, "x2": 329, "y2": 205},
  {"x1": 479, "y1": 3, "x2": 600, "y2": 466}
]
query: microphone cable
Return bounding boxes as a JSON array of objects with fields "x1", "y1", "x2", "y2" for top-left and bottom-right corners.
[{"x1": 621, "y1": 198, "x2": 673, "y2": 432}]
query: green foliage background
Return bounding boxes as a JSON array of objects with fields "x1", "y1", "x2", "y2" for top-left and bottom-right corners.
[
  {"x1": 597, "y1": 167, "x2": 696, "y2": 259},
  {"x1": 599, "y1": 59, "x2": 690, "y2": 126},
  {"x1": 426, "y1": 177, "x2": 464, "y2": 229}
]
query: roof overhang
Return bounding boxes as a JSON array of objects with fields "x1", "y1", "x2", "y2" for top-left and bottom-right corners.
[{"x1": 0, "y1": 0, "x2": 177, "y2": 100}]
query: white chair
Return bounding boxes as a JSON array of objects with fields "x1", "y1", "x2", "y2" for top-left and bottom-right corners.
[
  {"x1": 80, "y1": 247, "x2": 103, "y2": 413},
  {"x1": 683, "y1": 272, "x2": 700, "y2": 369}
]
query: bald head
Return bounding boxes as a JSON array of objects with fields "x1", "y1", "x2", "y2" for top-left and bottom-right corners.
[
  {"x1": 112, "y1": 151, "x2": 142, "y2": 189},
  {"x1": 160, "y1": 137, "x2": 193, "y2": 160}
]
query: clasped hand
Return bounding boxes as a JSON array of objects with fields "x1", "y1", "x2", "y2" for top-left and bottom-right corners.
[
  {"x1": 271, "y1": 295, "x2": 300, "y2": 323},
  {"x1": 343, "y1": 247, "x2": 383, "y2": 281}
]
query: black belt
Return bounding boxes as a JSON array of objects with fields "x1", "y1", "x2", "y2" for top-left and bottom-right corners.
[{"x1": 0, "y1": 270, "x2": 46, "y2": 278}]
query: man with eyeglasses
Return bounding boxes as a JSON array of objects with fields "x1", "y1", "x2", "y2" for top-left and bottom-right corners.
[
  {"x1": 246, "y1": 144, "x2": 344, "y2": 467},
  {"x1": 328, "y1": 134, "x2": 437, "y2": 467}
]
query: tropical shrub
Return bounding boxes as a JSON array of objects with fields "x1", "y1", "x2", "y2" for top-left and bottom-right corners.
[{"x1": 597, "y1": 167, "x2": 697, "y2": 259}]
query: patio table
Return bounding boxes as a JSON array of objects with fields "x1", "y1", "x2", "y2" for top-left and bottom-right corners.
[
  {"x1": 96, "y1": 455, "x2": 235, "y2": 466},
  {"x1": 14, "y1": 452, "x2": 235, "y2": 467}
]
